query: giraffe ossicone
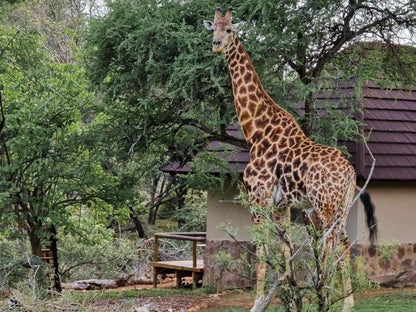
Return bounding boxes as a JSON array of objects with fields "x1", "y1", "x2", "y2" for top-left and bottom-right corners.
[{"x1": 205, "y1": 8, "x2": 377, "y2": 312}]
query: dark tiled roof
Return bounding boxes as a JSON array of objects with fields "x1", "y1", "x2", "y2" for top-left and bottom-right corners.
[
  {"x1": 359, "y1": 82, "x2": 416, "y2": 180},
  {"x1": 162, "y1": 162, "x2": 192, "y2": 174},
  {"x1": 163, "y1": 81, "x2": 416, "y2": 181}
]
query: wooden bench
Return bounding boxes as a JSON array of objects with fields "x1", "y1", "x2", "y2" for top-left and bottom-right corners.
[{"x1": 150, "y1": 232, "x2": 206, "y2": 289}]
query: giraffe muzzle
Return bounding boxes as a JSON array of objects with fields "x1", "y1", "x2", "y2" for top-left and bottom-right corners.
[{"x1": 213, "y1": 40, "x2": 223, "y2": 53}]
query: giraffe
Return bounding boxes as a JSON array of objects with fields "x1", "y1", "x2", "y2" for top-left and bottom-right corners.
[{"x1": 204, "y1": 8, "x2": 377, "y2": 312}]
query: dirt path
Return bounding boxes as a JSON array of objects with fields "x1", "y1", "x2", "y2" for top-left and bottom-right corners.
[
  {"x1": 4, "y1": 284, "x2": 416, "y2": 312},
  {"x1": 74, "y1": 279, "x2": 256, "y2": 312},
  {"x1": 87, "y1": 289, "x2": 255, "y2": 312},
  {"x1": 90, "y1": 287, "x2": 416, "y2": 312}
]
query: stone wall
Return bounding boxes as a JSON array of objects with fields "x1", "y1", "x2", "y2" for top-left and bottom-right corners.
[
  {"x1": 204, "y1": 240, "x2": 416, "y2": 291},
  {"x1": 352, "y1": 243, "x2": 416, "y2": 284},
  {"x1": 203, "y1": 239, "x2": 256, "y2": 291}
]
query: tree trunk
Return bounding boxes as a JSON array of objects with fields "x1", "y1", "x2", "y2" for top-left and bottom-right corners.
[
  {"x1": 0, "y1": 90, "x2": 5, "y2": 135},
  {"x1": 50, "y1": 225, "x2": 62, "y2": 292},
  {"x1": 147, "y1": 205, "x2": 158, "y2": 225},
  {"x1": 129, "y1": 207, "x2": 146, "y2": 238},
  {"x1": 147, "y1": 176, "x2": 159, "y2": 225},
  {"x1": 175, "y1": 184, "x2": 187, "y2": 228},
  {"x1": 28, "y1": 228, "x2": 42, "y2": 257},
  {"x1": 302, "y1": 90, "x2": 315, "y2": 137}
]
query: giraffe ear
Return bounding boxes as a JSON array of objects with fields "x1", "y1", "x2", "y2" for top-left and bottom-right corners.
[{"x1": 203, "y1": 20, "x2": 214, "y2": 31}]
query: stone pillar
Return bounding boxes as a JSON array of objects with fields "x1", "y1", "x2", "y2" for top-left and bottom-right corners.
[{"x1": 203, "y1": 239, "x2": 256, "y2": 291}]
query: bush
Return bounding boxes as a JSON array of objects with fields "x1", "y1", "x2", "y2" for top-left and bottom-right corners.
[
  {"x1": 58, "y1": 223, "x2": 152, "y2": 282},
  {"x1": 0, "y1": 236, "x2": 48, "y2": 298},
  {"x1": 176, "y1": 190, "x2": 207, "y2": 233},
  {"x1": 352, "y1": 256, "x2": 379, "y2": 290}
]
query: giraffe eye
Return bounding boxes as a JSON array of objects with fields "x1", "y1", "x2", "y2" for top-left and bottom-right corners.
[{"x1": 226, "y1": 29, "x2": 232, "y2": 33}]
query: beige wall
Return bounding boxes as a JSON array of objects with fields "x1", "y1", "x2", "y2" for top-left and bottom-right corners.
[
  {"x1": 347, "y1": 181, "x2": 416, "y2": 244},
  {"x1": 207, "y1": 183, "x2": 252, "y2": 241},
  {"x1": 208, "y1": 181, "x2": 416, "y2": 245}
]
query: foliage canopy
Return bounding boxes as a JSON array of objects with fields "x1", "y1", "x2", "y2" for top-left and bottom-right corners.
[{"x1": 85, "y1": 0, "x2": 416, "y2": 152}]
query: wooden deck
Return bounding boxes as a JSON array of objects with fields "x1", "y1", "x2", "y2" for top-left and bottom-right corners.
[
  {"x1": 151, "y1": 260, "x2": 204, "y2": 288},
  {"x1": 151, "y1": 232, "x2": 206, "y2": 289},
  {"x1": 151, "y1": 260, "x2": 204, "y2": 272}
]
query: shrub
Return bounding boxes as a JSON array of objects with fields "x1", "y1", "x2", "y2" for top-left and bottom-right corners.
[
  {"x1": 58, "y1": 225, "x2": 152, "y2": 282},
  {"x1": 175, "y1": 190, "x2": 207, "y2": 233},
  {"x1": 0, "y1": 236, "x2": 48, "y2": 298}
]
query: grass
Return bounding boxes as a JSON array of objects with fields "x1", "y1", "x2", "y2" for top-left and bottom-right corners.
[
  {"x1": 202, "y1": 290, "x2": 416, "y2": 312},
  {"x1": 352, "y1": 292, "x2": 416, "y2": 311},
  {"x1": 68, "y1": 287, "x2": 202, "y2": 301},
  {"x1": 0, "y1": 287, "x2": 208, "y2": 312}
]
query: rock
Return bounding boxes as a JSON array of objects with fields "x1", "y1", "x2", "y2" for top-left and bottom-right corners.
[
  {"x1": 116, "y1": 273, "x2": 134, "y2": 286},
  {"x1": 62, "y1": 279, "x2": 117, "y2": 290},
  {"x1": 132, "y1": 302, "x2": 156, "y2": 312},
  {"x1": 62, "y1": 274, "x2": 154, "y2": 290},
  {"x1": 380, "y1": 269, "x2": 416, "y2": 288},
  {"x1": 7, "y1": 297, "x2": 20, "y2": 309}
]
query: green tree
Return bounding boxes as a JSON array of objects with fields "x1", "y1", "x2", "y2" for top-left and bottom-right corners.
[
  {"x1": 83, "y1": 1, "x2": 416, "y2": 233},
  {"x1": 83, "y1": 0, "x2": 238, "y2": 226},
  {"x1": 84, "y1": 0, "x2": 245, "y2": 152},
  {"x1": 85, "y1": 0, "x2": 416, "y2": 155},
  {"x1": 0, "y1": 22, "x2": 119, "y2": 259},
  {"x1": 238, "y1": 0, "x2": 416, "y2": 136},
  {"x1": 2, "y1": 0, "x2": 107, "y2": 62}
]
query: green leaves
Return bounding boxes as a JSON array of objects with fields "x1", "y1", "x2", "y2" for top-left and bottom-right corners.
[
  {"x1": 0, "y1": 15, "x2": 122, "y2": 253},
  {"x1": 1, "y1": 0, "x2": 413, "y2": 257},
  {"x1": 84, "y1": 0, "x2": 235, "y2": 152},
  {"x1": 82, "y1": 1, "x2": 240, "y2": 216}
]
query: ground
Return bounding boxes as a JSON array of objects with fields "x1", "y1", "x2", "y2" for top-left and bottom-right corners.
[
  {"x1": 77, "y1": 285, "x2": 416, "y2": 312},
  {"x1": 3, "y1": 283, "x2": 416, "y2": 311},
  {"x1": 81, "y1": 281, "x2": 256, "y2": 312},
  {"x1": 81, "y1": 287, "x2": 258, "y2": 312}
]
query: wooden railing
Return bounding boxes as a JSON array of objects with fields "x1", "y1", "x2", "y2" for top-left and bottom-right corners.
[{"x1": 152, "y1": 232, "x2": 206, "y2": 288}]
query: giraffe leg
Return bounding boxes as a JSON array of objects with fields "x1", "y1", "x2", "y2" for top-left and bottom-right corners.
[
  {"x1": 250, "y1": 210, "x2": 270, "y2": 312},
  {"x1": 272, "y1": 205, "x2": 293, "y2": 280},
  {"x1": 276, "y1": 206, "x2": 304, "y2": 311},
  {"x1": 279, "y1": 206, "x2": 292, "y2": 275},
  {"x1": 246, "y1": 183, "x2": 276, "y2": 311},
  {"x1": 251, "y1": 245, "x2": 267, "y2": 312},
  {"x1": 248, "y1": 206, "x2": 269, "y2": 312},
  {"x1": 303, "y1": 209, "x2": 332, "y2": 311},
  {"x1": 341, "y1": 268, "x2": 354, "y2": 312},
  {"x1": 339, "y1": 232, "x2": 354, "y2": 312},
  {"x1": 251, "y1": 206, "x2": 294, "y2": 312}
]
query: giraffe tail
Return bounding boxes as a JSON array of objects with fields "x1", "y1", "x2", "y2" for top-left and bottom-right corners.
[{"x1": 359, "y1": 191, "x2": 378, "y2": 246}]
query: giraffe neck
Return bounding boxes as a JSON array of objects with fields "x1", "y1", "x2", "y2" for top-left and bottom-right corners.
[{"x1": 225, "y1": 36, "x2": 305, "y2": 145}]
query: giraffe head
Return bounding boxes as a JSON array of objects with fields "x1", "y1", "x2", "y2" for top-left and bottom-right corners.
[{"x1": 203, "y1": 8, "x2": 237, "y2": 53}]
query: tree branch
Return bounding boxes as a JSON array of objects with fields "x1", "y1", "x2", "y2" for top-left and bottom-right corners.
[
  {"x1": 181, "y1": 118, "x2": 249, "y2": 150},
  {"x1": 310, "y1": 1, "x2": 416, "y2": 79},
  {"x1": 0, "y1": 89, "x2": 4, "y2": 137}
]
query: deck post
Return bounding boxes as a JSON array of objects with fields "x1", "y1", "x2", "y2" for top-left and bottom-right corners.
[
  {"x1": 192, "y1": 241, "x2": 197, "y2": 268},
  {"x1": 150, "y1": 232, "x2": 206, "y2": 289},
  {"x1": 153, "y1": 236, "x2": 159, "y2": 288},
  {"x1": 192, "y1": 241, "x2": 197, "y2": 289},
  {"x1": 192, "y1": 272, "x2": 197, "y2": 289},
  {"x1": 176, "y1": 270, "x2": 185, "y2": 288},
  {"x1": 153, "y1": 236, "x2": 159, "y2": 262}
]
